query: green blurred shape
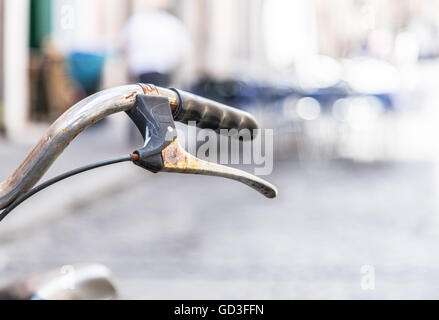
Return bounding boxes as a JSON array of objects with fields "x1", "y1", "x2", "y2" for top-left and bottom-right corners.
[{"x1": 30, "y1": 0, "x2": 52, "y2": 49}]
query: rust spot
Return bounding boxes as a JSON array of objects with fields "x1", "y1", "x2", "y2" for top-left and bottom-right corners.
[
  {"x1": 162, "y1": 138, "x2": 188, "y2": 167},
  {"x1": 125, "y1": 91, "x2": 137, "y2": 100},
  {"x1": 136, "y1": 84, "x2": 180, "y2": 115},
  {"x1": 137, "y1": 83, "x2": 160, "y2": 96},
  {"x1": 90, "y1": 116, "x2": 99, "y2": 125},
  {"x1": 161, "y1": 138, "x2": 206, "y2": 173},
  {"x1": 71, "y1": 128, "x2": 84, "y2": 140}
]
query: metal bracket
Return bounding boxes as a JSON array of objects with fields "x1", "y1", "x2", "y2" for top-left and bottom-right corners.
[{"x1": 126, "y1": 94, "x2": 176, "y2": 173}]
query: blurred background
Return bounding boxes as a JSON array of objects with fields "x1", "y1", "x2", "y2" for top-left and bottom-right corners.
[{"x1": 1, "y1": 0, "x2": 439, "y2": 299}]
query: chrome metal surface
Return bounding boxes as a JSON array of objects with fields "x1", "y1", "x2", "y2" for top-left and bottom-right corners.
[
  {"x1": 0, "y1": 83, "x2": 270, "y2": 210},
  {"x1": 0, "y1": 264, "x2": 116, "y2": 300},
  {"x1": 0, "y1": 85, "x2": 144, "y2": 209}
]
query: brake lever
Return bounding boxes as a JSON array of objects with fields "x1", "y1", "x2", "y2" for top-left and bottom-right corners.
[{"x1": 126, "y1": 94, "x2": 277, "y2": 198}]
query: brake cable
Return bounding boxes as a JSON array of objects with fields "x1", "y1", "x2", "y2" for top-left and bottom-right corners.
[
  {"x1": 0, "y1": 154, "x2": 138, "y2": 223},
  {"x1": 0, "y1": 89, "x2": 277, "y2": 223}
]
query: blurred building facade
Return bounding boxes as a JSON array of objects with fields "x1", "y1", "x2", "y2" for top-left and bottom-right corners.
[
  {"x1": 1, "y1": 0, "x2": 439, "y2": 147},
  {"x1": 0, "y1": 0, "x2": 272, "y2": 141}
]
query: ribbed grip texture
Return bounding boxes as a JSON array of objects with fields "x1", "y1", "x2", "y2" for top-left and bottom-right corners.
[{"x1": 172, "y1": 89, "x2": 259, "y2": 134}]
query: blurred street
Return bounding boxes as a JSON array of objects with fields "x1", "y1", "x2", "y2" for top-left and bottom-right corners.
[
  {"x1": 1, "y1": 120, "x2": 439, "y2": 299},
  {"x1": 3, "y1": 0, "x2": 439, "y2": 300}
]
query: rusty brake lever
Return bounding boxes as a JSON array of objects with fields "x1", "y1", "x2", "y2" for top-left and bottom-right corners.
[{"x1": 126, "y1": 94, "x2": 277, "y2": 198}]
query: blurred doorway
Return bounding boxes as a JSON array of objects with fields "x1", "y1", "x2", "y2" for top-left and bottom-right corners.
[{"x1": 29, "y1": 0, "x2": 52, "y2": 121}]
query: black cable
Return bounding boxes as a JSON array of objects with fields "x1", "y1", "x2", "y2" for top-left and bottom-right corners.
[{"x1": 0, "y1": 155, "x2": 133, "y2": 223}]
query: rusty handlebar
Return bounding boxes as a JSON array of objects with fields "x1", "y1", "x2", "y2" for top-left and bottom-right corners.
[{"x1": 0, "y1": 84, "x2": 263, "y2": 209}]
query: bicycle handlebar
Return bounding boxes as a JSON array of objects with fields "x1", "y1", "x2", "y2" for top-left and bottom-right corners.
[
  {"x1": 140, "y1": 84, "x2": 259, "y2": 132},
  {"x1": 0, "y1": 84, "x2": 267, "y2": 210}
]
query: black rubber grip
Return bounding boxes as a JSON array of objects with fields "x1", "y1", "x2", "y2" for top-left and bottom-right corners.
[{"x1": 171, "y1": 89, "x2": 259, "y2": 134}]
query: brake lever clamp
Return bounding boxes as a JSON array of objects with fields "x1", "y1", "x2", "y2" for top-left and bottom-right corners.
[
  {"x1": 126, "y1": 94, "x2": 177, "y2": 172},
  {"x1": 127, "y1": 94, "x2": 278, "y2": 198}
]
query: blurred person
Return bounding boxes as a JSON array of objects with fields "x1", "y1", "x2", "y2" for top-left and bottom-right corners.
[
  {"x1": 66, "y1": 51, "x2": 106, "y2": 98},
  {"x1": 64, "y1": 49, "x2": 106, "y2": 125},
  {"x1": 123, "y1": 9, "x2": 191, "y2": 87}
]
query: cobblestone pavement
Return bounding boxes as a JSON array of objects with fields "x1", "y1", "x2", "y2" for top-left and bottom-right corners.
[{"x1": 1, "y1": 151, "x2": 439, "y2": 299}]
